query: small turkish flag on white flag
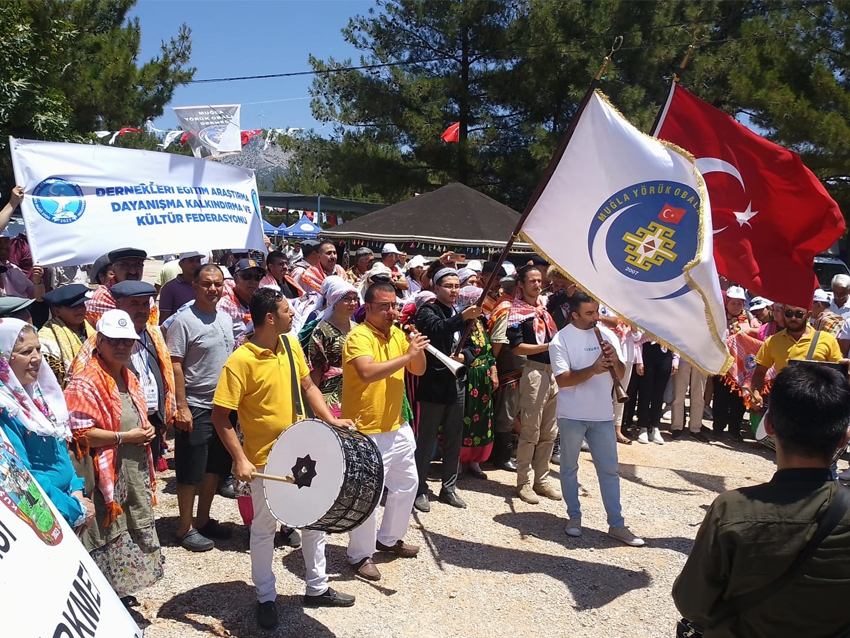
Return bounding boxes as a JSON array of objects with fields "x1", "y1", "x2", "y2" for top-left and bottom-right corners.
[{"x1": 659, "y1": 203, "x2": 686, "y2": 224}]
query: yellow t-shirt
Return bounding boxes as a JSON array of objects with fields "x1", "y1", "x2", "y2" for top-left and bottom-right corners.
[
  {"x1": 212, "y1": 334, "x2": 310, "y2": 466},
  {"x1": 341, "y1": 322, "x2": 409, "y2": 434},
  {"x1": 755, "y1": 329, "x2": 842, "y2": 372}
]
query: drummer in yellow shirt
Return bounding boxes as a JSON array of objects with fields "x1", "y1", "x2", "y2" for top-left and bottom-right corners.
[
  {"x1": 342, "y1": 281, "x2": 428, "y2": 582},
  {"x1": 212, "y1": 288, "x2": 356, "y2": 630},
  {"x1": 750, "y1": 303, "x2": 846, "y2": 411}
]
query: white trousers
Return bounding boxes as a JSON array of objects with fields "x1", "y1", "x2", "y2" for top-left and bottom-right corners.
[
  {"x1": 348, "y1": 423, "x2": 418, "y2": 564},
  {"x1": 250, "y1": 470, "x2": 328, "y2": 601}
]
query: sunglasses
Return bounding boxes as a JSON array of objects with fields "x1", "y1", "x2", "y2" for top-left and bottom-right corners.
[
  {"x1": 237, "y1": 272, "x2": 264, "y2": 282},
  {"x1": 784, "y1": 309, "x2": 806, "y2": 319},
  {"x1": 369, "y1": 302, "x2": 395, "y2": 313},
  {"x1": 103, "y1": 336, "x2": 135, "y2": 347}
]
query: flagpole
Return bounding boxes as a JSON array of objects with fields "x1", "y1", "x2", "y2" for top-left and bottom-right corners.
[
  {"x1": 649, "y1": 44, "x2": 695, "y2": 136},
  {"x1": 452, "y1": 37, "x2": 622, "y2": 356}
]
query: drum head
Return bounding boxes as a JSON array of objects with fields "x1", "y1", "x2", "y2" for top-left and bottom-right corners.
[
  {"x1": 755, "y1": 419, "x2": 767, "y2": 441},
  {"x1": 263, "y1": 419, "x2": 345, "y2": 528}
]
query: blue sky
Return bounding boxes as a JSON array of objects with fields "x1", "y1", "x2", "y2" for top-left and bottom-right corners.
[{"x1": 131, "y1": 0, "x2": 374, "y2": 132}]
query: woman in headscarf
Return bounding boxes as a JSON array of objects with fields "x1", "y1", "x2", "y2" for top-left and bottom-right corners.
[
  {"x1": 308, "y1": 276, "x2": 359, "y2": 417},
  {"x1": 37, "y1": 284, "x2": 95, "y2": 389},
  {"x1": 353, "y1": 262, "x2": 394, "y2": 323},
  {"x1": 457, "y1": 267, "x2": 480, "y2": 288},
  {"x1": 0, "y1": 318, "x2": 94, "y2": 529},
  {"x1": 455, "y1": 286, "x2": 498, "y2": 479},
  {"x1": 64, "y1": 309, "x2": 163, "y2": 601}
]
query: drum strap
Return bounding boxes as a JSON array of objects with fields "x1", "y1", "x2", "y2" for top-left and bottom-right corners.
[
  {"x1": 281, "y1": 335, "x2": 315, "y2": 420},
  {"x1": 805, "y1": 329, "x2": 821, "y2": 360}
]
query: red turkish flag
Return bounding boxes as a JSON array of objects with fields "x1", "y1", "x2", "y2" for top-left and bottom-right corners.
[
  {"x1": 117, "y1": 127, "x2": 141, "y2": 138},
  {"x1": 659, "y1": 203, "x2": 686, "y2": 225},
  {"x1": 440, "y1": 122, "x2": 460, "y2": 143},
  {"x1": 240, "y1": 129, "x2": 262, "y2": 146},
  {"x1": 656, "y1": 84, "x2": 844, "y2": 308}
]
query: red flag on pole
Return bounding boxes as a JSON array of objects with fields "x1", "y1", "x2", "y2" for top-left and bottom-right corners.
[
  {"x1": 655, "y1": 84, "x2": 844, "y2": 308},
  {"x1": 440, "y1": 122, "x2": 460, "y2": 143},
  {"x1": 241, "y1": 129, "x2": 262, "y2": 146}
]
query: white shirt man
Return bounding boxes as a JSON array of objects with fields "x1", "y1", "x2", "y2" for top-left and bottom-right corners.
[{"x1": 548, "y1": 290, "x2": 644, "y2": 547}]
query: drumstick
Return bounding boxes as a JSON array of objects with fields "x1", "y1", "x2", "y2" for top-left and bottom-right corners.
[{"x1": 251, "y1": 472, "x2": 295, "y2": 484}]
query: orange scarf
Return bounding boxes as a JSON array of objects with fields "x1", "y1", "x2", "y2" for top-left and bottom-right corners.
[{"x1": 65, "y1": 357, "x2": 154, "y2": 525}]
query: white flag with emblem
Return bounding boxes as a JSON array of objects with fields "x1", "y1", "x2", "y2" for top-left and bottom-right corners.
[{"x1": 521, "y1": 92, "x2": 731, "y2": 374}]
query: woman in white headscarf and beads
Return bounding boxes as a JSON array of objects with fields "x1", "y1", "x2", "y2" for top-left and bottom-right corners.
[
  {"x1": 0, "y1": 318, "x2": 95, "y2": 529},
  {"x1": 308, "y1": 276, "x2": 359, "y2": 417}
]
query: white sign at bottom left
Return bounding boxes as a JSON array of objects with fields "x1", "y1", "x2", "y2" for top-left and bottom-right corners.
[{"x1": 0, "y1": 430, "x2": 142, "y2": 638}]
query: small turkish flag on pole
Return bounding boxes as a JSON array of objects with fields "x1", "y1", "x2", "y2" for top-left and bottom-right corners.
[{"x1": 440, "y1": 122, "x2": 460, "y2": 143}]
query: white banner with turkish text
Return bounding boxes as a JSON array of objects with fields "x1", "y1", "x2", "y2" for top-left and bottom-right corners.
[
  {"x1": 10, "y1": 137, "x2": 266, "y2": 266},
  {"x1": 0, "y1": 429, "x2": 141, "y2": 637}
]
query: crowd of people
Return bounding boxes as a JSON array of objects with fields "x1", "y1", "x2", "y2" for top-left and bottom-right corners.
[{"x1": 1, "y1": 184, "x2": 849, "y2": 635}]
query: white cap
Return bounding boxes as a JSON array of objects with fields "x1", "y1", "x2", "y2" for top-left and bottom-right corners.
[
  {"x1": 467, "y1": 260, "x2": 483, "y2": 273},
  {"x1": 96, "y1": 309, "x2": 140, "y2": 340},
  {"x1": 381, "y1": 243, "x2": 400, "y2": 255},
  {"x1": 749, "y1": 296, "x2": 772, "y2": 311},
  {"x1": 502, "y1": 262, "x2": 516, "y2": 277},
  {"x1": 726, "y1": 286, "x2": 746, "y2": 300},
  {"x1": 405, "y1": 255, "x2": 427, "y2": 271},
  {"x1": 813, "y1": 289, "x2": 831, "y2": 303},
  {"x1": 179, "y1": 251, "x2": 204, "y2": 261}
]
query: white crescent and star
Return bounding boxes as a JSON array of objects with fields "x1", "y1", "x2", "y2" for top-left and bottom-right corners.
[{"x1": 693, "y1": 157, "x2": 759, "y2": 234}]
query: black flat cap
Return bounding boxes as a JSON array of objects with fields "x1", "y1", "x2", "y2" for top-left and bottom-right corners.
[
  {"x1": 301, "y1": 240, "x2": 320, "y2": 257},
  {"x1": 108, "y1": 247, "x2": 147, "y2": 262},
  {"x1": 111, "y1": 280, "x2": 157, "y2": 299},
  {"x1": 481, "y1": 261, "x2": 507, "y2": 278},
  {"x1": 0, "y1": 297, "x2": 35, "y2": 317},
  {"x1": 90, "y1": 253, "x2": 112, "y2": 285},
  {"x1": 43, "y1": 284, "x2": 91, "y2": 307},
  {"x1": 529, "y1": 255, "x2": 549, "y2": 267}
]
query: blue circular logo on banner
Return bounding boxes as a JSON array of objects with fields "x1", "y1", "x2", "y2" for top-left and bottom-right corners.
[
  {"x1": 587, "y1": 180, "x2": 699, "y2": 288},
  {"x1": 32, "y1": 177, "x2": 86, "y2": 225},
  {"x1": 251, "y1": 189, "x2": 261, "y2": 218}
]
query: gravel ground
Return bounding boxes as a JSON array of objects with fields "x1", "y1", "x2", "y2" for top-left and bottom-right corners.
[{"x1": 132, "y1": 426, "x2": 801, "y2": 638}]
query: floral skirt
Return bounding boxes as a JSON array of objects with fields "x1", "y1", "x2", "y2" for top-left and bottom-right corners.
[{"x1": 89, "y1": 523, "x2": 164, "y2": 597}]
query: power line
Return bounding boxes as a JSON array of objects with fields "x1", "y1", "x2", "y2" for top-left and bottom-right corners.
[
  {"x1": 191, "y1": 31, "x2": 789, "y2": 85},
  {"x1": 190, "y1": 0, "x2": 830, "y2": 84}
]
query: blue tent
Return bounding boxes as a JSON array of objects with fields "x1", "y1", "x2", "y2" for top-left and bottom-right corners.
[
  {"x1": 262, "y1": 219, "x2": 283, "y2": 236},
  {"x1": 284, "y1": 218, "x2": 322, "y2": 240}
]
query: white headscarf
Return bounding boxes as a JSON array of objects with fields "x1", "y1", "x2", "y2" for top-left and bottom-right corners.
[
  {"x1": 458, "y1": 267, "x2": 476, "y2": 285},
  {"x1": 358, "y1": 262, "x2": 393, "y2": 300},
  {"x1": 0, "y1": 318, "x2": 70, "y2": 439},
  {"x1": 318, "y1": 276, "x2": 358, "y2": 322}
]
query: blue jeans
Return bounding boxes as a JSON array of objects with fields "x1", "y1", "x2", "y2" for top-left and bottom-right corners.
[{"x1": 559, "y1": 418, "x2": 624, "y2": 528}]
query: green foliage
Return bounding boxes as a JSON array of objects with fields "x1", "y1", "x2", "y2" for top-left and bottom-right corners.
[
  {"x1": 0, "y1": 0, "x2": 195, "y2": 194},
  {"x1": 301, "y1": 0, "x2": 850, "y2": 218}
]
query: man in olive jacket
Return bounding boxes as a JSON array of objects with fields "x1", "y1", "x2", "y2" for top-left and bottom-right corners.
[{"x1": 673, "y1": 363, "x2": 850, "y2": 637}]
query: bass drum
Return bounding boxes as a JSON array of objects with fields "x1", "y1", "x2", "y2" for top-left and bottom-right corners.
[{"x1": 261, "y1": 419, "x2": 384, "y2": 533}]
